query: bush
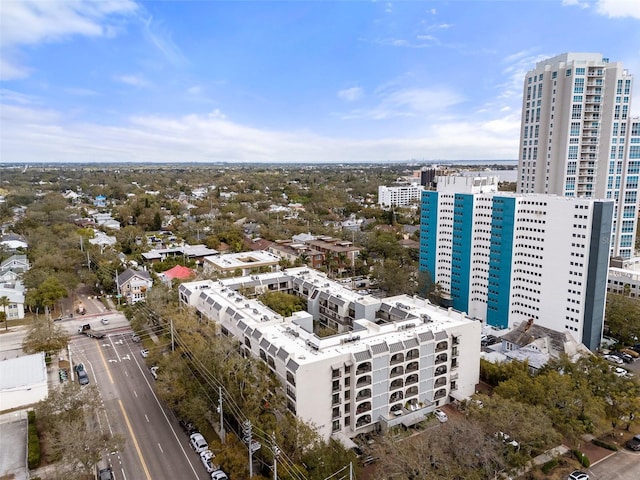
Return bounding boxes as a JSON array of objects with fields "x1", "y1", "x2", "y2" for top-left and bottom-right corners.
[
  {"x1": 27, "y1": 410, "x2": 41, "y2": 469},
  {"x1": 541, "y1": 458, "x2": 558, "y2": 474},
  {"x1": 591, "y1": 438, "x2": 618, "y2": 451},
  {"x1": 571, "y1": 449, "x2": 590, "y2": 468}
]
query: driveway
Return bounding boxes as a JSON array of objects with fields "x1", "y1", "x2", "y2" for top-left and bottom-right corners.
[
  {"x1": 0, "y1": 412, "x2": 29, "y2": 480},
  {"x1": 589, "y1": 448, "x2": 640, "y2": 479}
]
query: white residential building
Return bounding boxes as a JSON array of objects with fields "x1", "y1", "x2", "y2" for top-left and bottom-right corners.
[
  {"x1": 420, "y1": 191, "x2": 612, "y2": 351},
  {"x1": 179, "y1": 268, "x2": 480, "y2": 442},
  {"x1": 517, "y1": 53, "x2": 638, "y2": 258},
  {"x1": 378, "y1": 184, "x2": 424, "y2": 208},
  {"x1": 0, "y1": 352, "x2": 48, "y2": 410},
  {"x1": 203, "y1": 251, "x2": 281, "y2": 276}
]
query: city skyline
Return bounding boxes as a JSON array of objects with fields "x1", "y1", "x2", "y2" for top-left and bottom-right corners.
[{"x1": 1, "y1": 0, "x2": 639, "y2": 164}]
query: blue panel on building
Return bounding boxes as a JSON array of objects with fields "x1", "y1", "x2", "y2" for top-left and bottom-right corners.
[
  {"x1": 451, "y1": 194, "x2": 473, "y2": 312},
  {"x1": 419, "y1": 191, "x2": 438, "y2": 278},
  {"x1": 486, "y1": 196, "x2": 515, "y2": 329}
]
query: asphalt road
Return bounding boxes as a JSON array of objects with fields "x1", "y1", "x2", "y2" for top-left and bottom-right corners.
[
  {"x1": 72, "y1": 333, "x2": 210, "y2": 480},
  {"x1": 589, "y1": 448, "x2": 640, "y2": 480}
]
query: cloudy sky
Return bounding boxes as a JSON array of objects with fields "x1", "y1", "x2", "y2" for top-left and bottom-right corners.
[{"x1": 1, "y1": 0, "x2": 639, "y2": 164}]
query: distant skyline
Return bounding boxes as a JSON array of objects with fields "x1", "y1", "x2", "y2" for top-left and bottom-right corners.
[{"x1": 1, "y1": 0, "x2": 639, "y2": 164}]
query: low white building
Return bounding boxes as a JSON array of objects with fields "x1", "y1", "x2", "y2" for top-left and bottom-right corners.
[
  {"x1": 179, "y1": 268, "x2": 480, "y2": 441},
  {"x1": 0, "y1": 352, "x2": 48, "y2": 410},
  {"x1": 608, "y1": 257, "x2": 640, "y2": 298},
  {"x1": 203, "y1": 251, "x2": 281, "y2": 276},
  {"x1": 378, "y1": 184, "x2": 424, "y2": 209}
]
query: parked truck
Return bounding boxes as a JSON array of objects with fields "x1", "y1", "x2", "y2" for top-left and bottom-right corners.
[{"x1": 77, "y1": 323, "x2": 105, "y2": 339}]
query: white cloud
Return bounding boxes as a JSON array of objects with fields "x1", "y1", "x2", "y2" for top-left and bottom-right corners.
[
  {"x1": 0, "y1": 0, "x2": 138, "y2": 80},
  {"x1": 561, "y1": 0, "x2": 590, "y2": 9},
  {"x1": 113, "y1": 74, "x2": 151, "y2": 87},
  {"x1": 337, "y1": 87, "x2": 364, "y2": 102},
  {"x1": 0, "y1": 102, "x2": 518, "y2": 164},
  {"x1": 595, "y1": 0, "x2": 640, "y2": 19},
  {"x1": 187, "y1": 85, "x2": 203, "y2": 95}
]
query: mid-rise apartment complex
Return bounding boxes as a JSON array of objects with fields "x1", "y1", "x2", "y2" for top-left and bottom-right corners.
[
  {"x1": 179, "y1": 268, "x2": 480, "y2": 441},
  {"x1": 378, "y1": 184, "x2": 424, "y2": 208},
  {"x1": 419, "y1": 189, "x2": 612, "y2": 350},
  {"x1": 517, "y1": 53, "x2": 638, "y2": 258}
]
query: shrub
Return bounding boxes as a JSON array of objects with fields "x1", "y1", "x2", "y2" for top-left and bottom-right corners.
[
  {"x1": 571, "y1": 449, "x2": 590, "y2": 468},
  {"x1": 27, "y1": 410, "x2": 41, "y2": 469},
  {"x1": 541, "y1": 458, "x2": 558, "y2": 474},
  {"x1": 591, "y1": 438, "x2": 618, "y2": 451}
]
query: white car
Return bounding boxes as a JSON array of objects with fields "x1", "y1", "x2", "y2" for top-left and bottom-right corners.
[
  {"x1": 568, "y1": 471, "x2": 589, "y2": 480},
  {"x1": 200, "y1": 450, "x2": 217, "y2": 473},
  {"x1": 101, "y1": 318, "x2": 109, "y2": 325},
  {"x1": 189, "y1": 433, "x2": 208, "y2": 453},
  {"x1": 604, "y1": 354, "x2": 623, "y2": 365},
  {"x1": 211, "y1": 470, "x2": 229, "y2": 480},
  {"x1": 140, "y1": 349, "x2": 149, "y2": 358},
  {"x1": 434, "y1": 409, "x2": 448, "y2": 423}
]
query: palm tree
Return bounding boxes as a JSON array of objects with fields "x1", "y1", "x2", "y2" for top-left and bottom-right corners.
[{"x1": 0, "y1": 295, "x2": 10, "y2": 331}]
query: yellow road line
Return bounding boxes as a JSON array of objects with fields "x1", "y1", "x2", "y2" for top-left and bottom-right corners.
[
  {"x1": 96, "y1": 339, "x2": 115, "y2": 385},
  {"x1": 118, "y1": 399, "x2": 152, "y2": 480}
]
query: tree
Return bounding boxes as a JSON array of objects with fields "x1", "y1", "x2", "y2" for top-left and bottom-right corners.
[
  {"x1": 0, "y1": 295, "x2": 9, "y2": 331},
  {"x1": 35, "y1": 383, "x2": 124, "y2": 478},
  {"x1": 22, "y1": 317, "x2": 69, "y2": 355},
  {"x1": 605, "y1": 293, "x2": 640, "y2": 344},
  {"x1": 259, "y1": 291, "x2": 306, "y2": 317}
]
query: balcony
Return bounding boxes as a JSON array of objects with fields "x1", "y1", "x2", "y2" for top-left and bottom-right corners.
[
  {"x1": 405, "y1": 386, "x2": 418, "y2": 398},
  {"x1": 389, "y1": 391, "x2": 404, "y2": 403},
  {"x1": 406, "y1": 361, "x2": 419, "y2": 373},
  {"x1": 451, "y1": 347, "x2": 459, "y2": 358},
  {"x1": 405, "y1": 373, "x2": 419, "y2": 385},
  {"x1": 434, "y1": 388, "x2": 447, "y2": 400},
  {"x1": 390, "y1": 353, "x2": 405, "y2": 365},
  {"x1": 356, "y1": 402, "x2": 371, "y2": 415},
  {"x1": 406, "y1": 348, "x2": 420, "y2": 361},
  {"x1": 356, "y1": 389, "x2": 372, "y2": 402},
  {"x1": 435, "y1": 366, "x2": 447, "y2": 376},
  {"x1": 356, "y1": 414, "x2": 371, "y2": 428},
  {"x1": 390, "y1": 366, "x2": 404, "y2": 378},
  {"x1": 390, "y1": 378, "x2": 404, "y2": 390},
  {"x1": 435, "y1": 354, "x2": 448, "y2": 365},
  {"x1": 356, "y1": 362, "x2": 372, "y2": 375},
  {"x1": 356, "y1": 376, "x2": 372, "y2": 388},
  {"x1": 434, "y1": 377, "x2": 447, "y2": 388},
  {"x1": 435, "y1": 341, "x2": 448, "y2": 352}
]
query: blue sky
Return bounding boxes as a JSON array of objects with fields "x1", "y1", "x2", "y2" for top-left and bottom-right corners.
[{"x1": 1, "y1": 0, "x2": 639, "y2": 164}]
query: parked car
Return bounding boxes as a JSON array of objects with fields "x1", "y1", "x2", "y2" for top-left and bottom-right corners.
[
  {"x1": 201, "y1": 450, "x2": 218, "y2": 473},
  {"x1": 210, "y1": 470, "x2": 229, "y2": 480},
  {"x1": 189, "y1": 432, "x2": 208, "y2": 453},
  {"x1": 131, "y1": 334, "x2": 141, "y2": 343},
  {"x1": 481, "y1": 335, "x2": 500, "y2": 347},
  {"x1": 434, "y1": 409, "x2": 448, "y2": 423},
  {"x1": 604, "y1": 354, "x2": 624, "y2": 365},
  {"x1": 98, "y1": 467, "x2": 115, "y2": 480},
  {"x1": 613, "y1": 367, "x2": 628, "y2": 377},
  {"x1": 179, "y1": 419, "x2": 197, "y2": 435},
  {"x1": 568, "y1": 471, "x2": 589, "y2": 480},
  {"x1": 614, "y1": 351, "x2": 634, "y2": 363},
  {"x1": 622, "y1": 348, "x2": 639, "y2": 359},
  {"x1": 626, "y1": 434, "x2": 640, "y2": 451},
  {"x1": 101, "y1": 318, "x2": 109, "y2": 325},
  {"x1": 495, "y1": 431, "x2": 519, "y2": 449},
  {"x1": 75, "y1": 363, "x2": 90, "y2": 385},
  {"x1": 140, "y1": 349, "x2": 149, "y2": 358}
]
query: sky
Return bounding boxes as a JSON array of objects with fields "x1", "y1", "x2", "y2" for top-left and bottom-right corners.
[{"x1": 1, "y1": 0, "x2": 640, "y2": 165}]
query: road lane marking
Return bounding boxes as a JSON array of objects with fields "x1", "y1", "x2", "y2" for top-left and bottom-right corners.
[
  {"x1": 118, "y1": 399, "x2": 152, "y2": 480},
  {"x1": 133, "y1": 390, "x2": 138, "y2": 398},
  {"x1": 109, "y1": 336, "x2": 122, "y2": 362},
  {"x1": 157, "y1": 443, "x2": 164, "y2": 453},
  {"x1": 145, "y1": 414, "x2": 149, "y2": 423},
  {"x1": 96, "y1": 337, "x2": 115, "y2": 385}
]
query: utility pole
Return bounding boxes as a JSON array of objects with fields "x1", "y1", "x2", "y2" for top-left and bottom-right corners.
[
  {"x1": 272, "y1": 431, "x2": 279, "y2": 480},
  {"x1": 170, "y1": 319, "x2": 175, "y2": 351},
  {"x1": 218, "y1": 387, "x2": 225, "y2": 443},
  {"x1": 242, "y1": 420, "x2": 253, "y2": 478}
]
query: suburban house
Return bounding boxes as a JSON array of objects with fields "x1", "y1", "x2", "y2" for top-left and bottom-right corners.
[
  {"x1": 116, "y1": 268, "x2": 153, "y2": 304},
  {"x1": 0, "y1": 282, "x2": 25, "y2": 320},
  {"x1": 158, "y1": 264, "x2": 195, "y2": 286},
  {"x1": 0, "y1": 254, "x2": 30, "y2": 275}
]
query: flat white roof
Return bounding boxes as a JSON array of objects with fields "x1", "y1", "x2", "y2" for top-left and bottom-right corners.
[{"x1": 0, "y1": 353, "x2": 46, "y2": 390}]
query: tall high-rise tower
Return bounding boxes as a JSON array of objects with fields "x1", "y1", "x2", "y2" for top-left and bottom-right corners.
[{"x1": 517, "y1": 53, "x2": 638, "y2": 258}]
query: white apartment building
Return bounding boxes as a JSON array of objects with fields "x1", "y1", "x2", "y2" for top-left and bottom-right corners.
[
  {"x1": 608, "y1": 256, "x2": 640, "y2": 298},
  {"x1": 203, "y1": 251, "x2": 281, "y2": 276},
  {"x1": 378, "y1": 184, "x2": 424, "y2": 208},
  {"x1": 420, "y1": 191, "x2": 612, "y2": 351},
  {"x1": 517, "y1": 53, "x2": 638, "y2": 258},
  {"x1": 179, "y1": 268, "x2": 480, "y2": 442}
]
